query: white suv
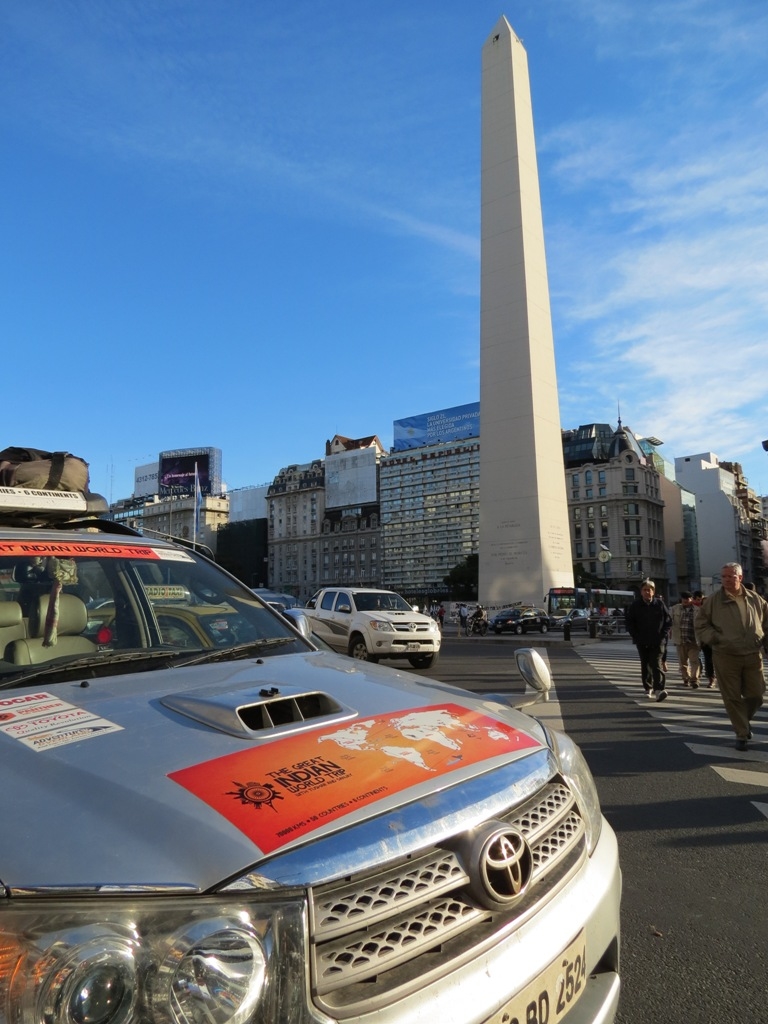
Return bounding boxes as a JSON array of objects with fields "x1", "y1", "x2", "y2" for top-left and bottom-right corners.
[
  {"x1": 305, "y1": 586, "x2": 441, "y2": 668},
  {"x1": 0, "y1": 484, "x2": 620, "y2": 1024}
]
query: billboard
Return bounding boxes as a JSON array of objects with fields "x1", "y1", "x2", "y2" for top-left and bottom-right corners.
[
  {"x1": 326, "y1": 448, "x2": 378, "y2": 509},
  {"x1": 133, "y1": 462, "x2": 159, "y2": 498},
  {"x1": 159, "y1": 448, "x2": 221, "y2": 497},
  {"x1": 393, "y1": 402, "x2": 480, "y2": 451}
]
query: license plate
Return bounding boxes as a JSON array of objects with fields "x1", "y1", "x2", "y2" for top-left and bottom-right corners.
[
  {"x1": 484, "y1": 932, "x2": 587, "y2": 1024},
  {"x1": 406, "y1": 642, "x2": 420, "y2": 651}
]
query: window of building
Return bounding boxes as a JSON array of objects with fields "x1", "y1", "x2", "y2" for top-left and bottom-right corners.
[
  {"x1": 598, "y1": 470, "x2": 606, "y2": 484},
  {"x1": 585, "y1": 488, "x2": 593, "y2": 499},
  {"x1": 601, "y1": 520, "x2": 609, "y2": 538},
  {"x1": 625, "y1": 468, "x2": 635, "y2": 481},
  {"x1": 584, "y1": 471, "x2": 592, "y2": 485},
  {"x1": 625, "y1": 538, "x2": 642, "y2": 555}
]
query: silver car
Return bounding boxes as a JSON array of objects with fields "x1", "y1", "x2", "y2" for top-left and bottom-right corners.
[
  {"x1": 550, "y1": 607, "x2": 592, "y2": 631},
  {"x1": 0, "y1": 488, "x2": 620, "y2": 1024}
]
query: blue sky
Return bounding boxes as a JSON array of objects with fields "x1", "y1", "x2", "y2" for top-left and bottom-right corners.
[{"x1": 2, "y1": 0, "x2": 767, "y2": 502}]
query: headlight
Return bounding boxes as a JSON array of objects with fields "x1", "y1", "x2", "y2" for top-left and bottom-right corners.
[
  {"x1": 367, "y1": 619, "x2": 393, "y2": 632},
  {"x1": 546, "y1": 727, "x2": 603, "y2": 854},
  {"x1": 151, "y1": 918, "x2": 266, "y2": 1024},
  {"x1": 32, "y1": 926, "x2": 139, "y2": 1024},
  {"x1": 1, "y1": 898, "x2": 306, "y2": 1024}
]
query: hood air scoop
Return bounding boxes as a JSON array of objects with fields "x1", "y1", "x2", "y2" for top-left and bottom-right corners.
[{"x1": 161, "y1": 687, "x2": 357, "y2": 740}]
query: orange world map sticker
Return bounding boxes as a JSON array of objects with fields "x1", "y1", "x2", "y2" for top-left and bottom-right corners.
[{"x1": 168, "y1": 703, "x2": 541, "y2": 854}]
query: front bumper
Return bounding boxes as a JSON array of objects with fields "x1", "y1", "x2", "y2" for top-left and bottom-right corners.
[{"x1": 370, "y1": 635, "x2": 441, "y2": 656}]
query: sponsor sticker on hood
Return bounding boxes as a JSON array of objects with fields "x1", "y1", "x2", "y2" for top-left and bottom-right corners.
[
  {"x1": 169, "y1": 703, "x2": 541, "y2": 853},
  {"x1": 0, "y1": 690, "x2": 123, "y2": 750}
]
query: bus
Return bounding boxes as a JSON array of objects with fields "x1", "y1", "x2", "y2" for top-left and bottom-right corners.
[{"x1": 545, "y1": 586, "x2": 635, "y2": 618}]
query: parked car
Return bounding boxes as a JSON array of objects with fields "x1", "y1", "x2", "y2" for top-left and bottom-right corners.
[
  {"x1": 251, "y1": 587, "x2": 300, "y2": 612},
  {"x1": 305, "y1": 586, "x2": 441, "y2": 668},
  {"x1": 0, "y1": 481, "x2": 620, "y2": 1024},
  {"x1": 549, "y1": 607, "x2": 592, "y2": 631},
  {"x1": 491, "y1": 606, "x2": 551, "y2": 634}
]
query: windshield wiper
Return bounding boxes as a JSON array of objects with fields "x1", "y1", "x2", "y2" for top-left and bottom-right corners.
[
  {"x1": 0, "y1": 648, "x2": 196, "y2": 689},
  {"x1": 0, "y1": 638, "x2": 300, "y2": 690},
  {"x1": 171, "y1": 637, "x2": 297, "y2": 666}
]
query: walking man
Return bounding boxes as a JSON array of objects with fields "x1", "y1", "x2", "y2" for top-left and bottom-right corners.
[
  {"x1": 626, "y1": 579, "x2": 672, "y2": 702},
  {"x1": 670, "y1": 591, "x2": 700, "y2": 688},
  {"x1": 694, "y1": 563, "x2": 768, "y2": 751}
]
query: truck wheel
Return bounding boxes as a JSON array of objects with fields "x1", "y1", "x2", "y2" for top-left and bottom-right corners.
[
  {"x1": 408, "y1": 653, "x2": 436, "y2": 669},
  {"x1": 349, "y1": 635, "x2": 376, "y2": 661}
]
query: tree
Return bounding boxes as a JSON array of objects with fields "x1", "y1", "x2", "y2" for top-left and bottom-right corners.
[
  {"x1": 573, "y1": 561, "x2": 602, "y2": 589},
  {"x1": 443, "y1": 554, "x2": 478, "y2": 600}
]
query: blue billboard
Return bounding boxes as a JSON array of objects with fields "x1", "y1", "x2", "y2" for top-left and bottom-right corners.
[{"x1": 393, "y1": 402, "x2": 480, "y2": 451}]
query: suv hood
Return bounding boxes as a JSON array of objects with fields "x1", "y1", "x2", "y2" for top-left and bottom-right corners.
[{"x1": 0, "y1": 651, "x2": 544, "y2": 893}]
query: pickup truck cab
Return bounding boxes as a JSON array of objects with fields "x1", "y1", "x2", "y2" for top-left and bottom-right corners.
[
  {"x1": 0, "y1": 482, "x2": 620, "y2": 1024},
  {"x1": 305, "y1": 586, "x2": 441, "y2": 668}
]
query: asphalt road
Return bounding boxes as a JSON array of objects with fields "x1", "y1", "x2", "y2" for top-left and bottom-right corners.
[{"x1": 418, "y1": 634, "x2": 768, "y2": 1024}]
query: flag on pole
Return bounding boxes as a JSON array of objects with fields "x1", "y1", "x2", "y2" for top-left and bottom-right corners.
[{"x1": 193, "y1": 462, "x2": 202, "y2": 547}]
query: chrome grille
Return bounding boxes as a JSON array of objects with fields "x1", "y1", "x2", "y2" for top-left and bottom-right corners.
[{"x1": 309, "y1": 780, "x2": 585, "y2": 1016}]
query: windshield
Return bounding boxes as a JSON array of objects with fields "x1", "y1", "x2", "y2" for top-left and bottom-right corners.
[
  {"x1": 352, "y1": 591, "x2": 414, "y2": 612},
  {"x1": 0, "y1": 537, "x2": 312, "y2": 686}
]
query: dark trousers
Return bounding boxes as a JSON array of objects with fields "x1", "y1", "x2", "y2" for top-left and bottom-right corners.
[
  {"x1": 700, "y1": 643, "x2": 714, "y2": 681},
  {"x1": 636, "y1": 643, "x2": 665, "y2": 691}
]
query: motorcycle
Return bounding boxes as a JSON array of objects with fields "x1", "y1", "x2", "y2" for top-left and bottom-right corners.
[{"x1": 465, "y1": 617, "x2": 488, "y2": 637}]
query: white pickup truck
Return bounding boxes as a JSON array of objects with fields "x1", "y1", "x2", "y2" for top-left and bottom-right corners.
[{"x1": 305, "y1": 586, "x2": 442, "y2": 668}]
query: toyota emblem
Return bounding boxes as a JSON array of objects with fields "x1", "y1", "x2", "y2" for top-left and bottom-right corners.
[{"x1": 478, "y1": 827, "x2": 533, "y2": 903}]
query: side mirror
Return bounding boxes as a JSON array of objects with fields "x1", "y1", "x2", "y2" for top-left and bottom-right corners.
[
  {"x1": 336, "y1": 602, "x2": 352, "y2": 614},
  {"x1": 281, "y1": 608, "x2": 312, "y2": 640},
  {"x1": 513, "y1": 648, "x2": 552, "y2": 707},
  {"x1": 482, "y1": 648, "x2": 553, "y2": 714}
]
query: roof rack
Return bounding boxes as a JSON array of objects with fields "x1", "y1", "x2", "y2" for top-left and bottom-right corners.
[{"x1": 0, "y1": 487, "x2": 111, "y2": 527}]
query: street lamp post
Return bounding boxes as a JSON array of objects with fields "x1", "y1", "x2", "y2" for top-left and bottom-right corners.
[{"x1": 598, "y1": 548, "x2": 612, "y2": 592}]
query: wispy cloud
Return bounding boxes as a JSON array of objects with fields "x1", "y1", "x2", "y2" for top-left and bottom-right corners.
[{"x1": 540, "y1": 2, "x2": 768, "y2": 489}]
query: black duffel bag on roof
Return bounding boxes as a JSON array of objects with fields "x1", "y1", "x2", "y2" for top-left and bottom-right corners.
[{"x1": 0, "y1": 446, "x2": 90, "y2": 493}]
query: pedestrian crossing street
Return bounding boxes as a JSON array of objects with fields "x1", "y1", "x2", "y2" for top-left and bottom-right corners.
[{"x1": 574, "y1": 640, "x2": 768, "y2": 815}]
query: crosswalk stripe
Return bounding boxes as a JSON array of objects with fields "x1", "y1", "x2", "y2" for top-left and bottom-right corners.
[
  {"x1": 575, "y1": 642, "x2": 768, "y2": 774},
  {"x1": 712, "y1": 765, "x2": 768, "y2": 786}
]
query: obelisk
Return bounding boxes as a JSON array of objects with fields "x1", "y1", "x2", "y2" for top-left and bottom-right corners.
[{"x1": 479, "y1": 17, "x2": 573, "y2": 607}]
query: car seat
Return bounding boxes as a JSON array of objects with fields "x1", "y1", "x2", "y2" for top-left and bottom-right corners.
[
  {"x1": 6, "y1": 593, "x2": 96, "y2": 665},
  {"x1": 0, "y1": 601, "x2": 26, "y2": 660}
]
